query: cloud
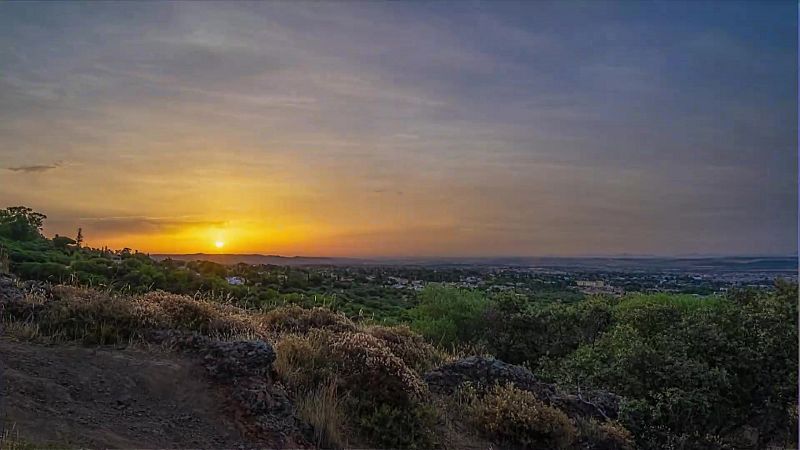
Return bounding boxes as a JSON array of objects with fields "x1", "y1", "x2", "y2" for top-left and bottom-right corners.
[{"x1": 6, "y1": 162, "x2": 62, "y2": 173}]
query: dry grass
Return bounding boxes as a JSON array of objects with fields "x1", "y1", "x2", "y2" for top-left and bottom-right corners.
[
  {"x1": 1, "y1": 286, "x2": 264, "y2": 344},
  {"x1": 0, "y1": 319, "x2": 41, "y2": 341},
  {"x1": 260, "y1": 306, "x2": 357, "y2": 334},
  {"x1": 0, "y1": 424, "x2": 61, "y2": 450},
  {"x1": 294, "y1": 379, "x2": 349, "y2": 449},
  {"x1": 274, "y1": 331, "x2": 337, "y2": 390},
  {"x1": 0, "y1": 425, "x2": 21, "y2": 450}
]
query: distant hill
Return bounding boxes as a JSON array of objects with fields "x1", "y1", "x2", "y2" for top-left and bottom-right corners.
[
  {"x1": 150, "y1": 253, "x2": 365, "y2": 266},
  {"x1": 151, "y1": 253, "x2": 798, "y2": 273}
]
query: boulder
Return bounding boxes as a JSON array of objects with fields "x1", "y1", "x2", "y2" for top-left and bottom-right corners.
[
  {"x1": 425, "y1": 356, "x2": 620, "y2": 421},
  {"x1": 425, "y1": 356, "x2": 556, "y2": 398}
]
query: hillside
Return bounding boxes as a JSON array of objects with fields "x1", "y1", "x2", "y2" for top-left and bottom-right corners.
[
  {"x1": 0, "y1": 207, "x2": 797, "y2": 449},
  {"x1": 1, "y1": 270, "x2": 797, "y2": 450}
]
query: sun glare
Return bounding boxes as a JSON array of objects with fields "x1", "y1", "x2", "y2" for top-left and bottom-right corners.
[{"x1": 215, "y1": 241, "x2": 225, "y2": 249}]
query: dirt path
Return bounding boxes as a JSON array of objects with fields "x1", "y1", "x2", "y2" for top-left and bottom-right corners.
[{"x1": 0, "y1": 338, "x2": 250, "y2": 449}]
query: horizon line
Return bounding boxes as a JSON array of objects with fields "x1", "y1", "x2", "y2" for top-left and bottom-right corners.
[{"x1": 150, "y1": 252, "x2": 799, "y2": 260}]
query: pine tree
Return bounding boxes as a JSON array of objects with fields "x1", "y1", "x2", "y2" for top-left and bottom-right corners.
[{"x1": 76, "y1": 227, "x2": 83, "y2": 247}]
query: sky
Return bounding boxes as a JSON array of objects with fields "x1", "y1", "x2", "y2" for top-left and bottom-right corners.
[{"x1": 0, "y1": 1, "x2": 796, "y2": 257}]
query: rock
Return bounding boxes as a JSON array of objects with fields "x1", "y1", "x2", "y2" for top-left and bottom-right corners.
[
  {"x1": 168, "y1": 333, "x2": 308, "y2": 447},
  {"x1": 424, "y1": 356, "x2": 556, "y2": 398},
  {"x1": 0, "y1": 273, "x2": 53, "y2": 320},
  {"x1": 424, "y1": 356, "x2": 620, "y2": 421},
  {"x1": 551, "y1": 389, "x2": 621, "y2": 421},
  {"x1": 202, "y1": 339, "x2": 276, "y2": 380},
  {"x1": 0, "y1": 273, "x2": 24, "y2": 304}
]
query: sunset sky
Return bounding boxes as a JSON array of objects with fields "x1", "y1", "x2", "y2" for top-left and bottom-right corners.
[{"x1": 0, "y1": 1, "x2": 796, "y2": 257}]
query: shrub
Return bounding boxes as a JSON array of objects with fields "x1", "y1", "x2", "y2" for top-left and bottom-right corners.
[
  {"x1": 554, "y1": 284, "x2": 798, "y2": 449},
  {"x1": 365, "y1": 324, "x2": 444, "y2": 373},
  {"x1": 16, "y1": 286, "x2": 262, "y2": 343},
  {"x1": 355, "y1": 402, "x2": 438, "y2": 449},
  {"x1": 411, "y1": 284, "x2": 489, "y2": 348},
  {"x1": 138, "y1": 291, "x2": 259, "y2": 337},
  {"x1": 484, "y1": 293, "x2": 615, "y2": 368},
  {"x1": 576, "y1": 417, "x2": 635, "y2": 450},
  {"x1": 274, "y1": 331, "x2": 337, "y2": 391},
  {"x1": 41, "y1": 286, "x2": 145, "y2": 344},
  {"x1": 260, "y1": 306, "x2": 356, "y2": 334},
  {"x1": 328, "y1": 332, "x2": 427, "y2": 406},
  {"x1": 274, "y1": 330, "x2": 437, "y2": 448},
  {"x1": 465, "y1": 383, "x2": 576, "y2": 449}
]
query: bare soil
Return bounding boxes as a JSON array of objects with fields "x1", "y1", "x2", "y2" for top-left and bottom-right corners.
[{"x1": 0, "y1": 337, "x2": 251, "y2": 449}]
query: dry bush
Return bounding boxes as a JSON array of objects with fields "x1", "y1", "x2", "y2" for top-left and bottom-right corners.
[
  {"x1": 276, "y1": 330, "x2": 426, "y2": 406},
  {"x1": 465, "y1": 383, "x2": 577, "y2": 450},
  {"x1": 364, "y1": 324, "x2": 445, "y2": 373},
  {"x1": 14, "y1": 286, "x2": 262, "y2": 343},
  {"x1": 41, "y1": 286, "x2": 145, "y2": 344},
  {"x1": 260, "y1": 306, "x2": 356, "y2": 334},
  {"x1": 294, "y1": 379, "x2": 349, "y2": 449},
  {"x1": 576, "y1": 418, "x2": 635, "y2": 450},
  {"x1": 274, "y1": 330, "x2": 437, "y2": 448},
  {"x1": 137, "y1": 291, "x2": 260, "y2": 338},
  {"x1": 328, "y1": 331, "x2": 427, "y2": 406},
  {"x1": 274, "y1": 331, "x2": 337, "y2": 391}
]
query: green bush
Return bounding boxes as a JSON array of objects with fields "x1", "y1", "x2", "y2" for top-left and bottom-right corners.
[
  {"x1": 411, "y1": 284, "x2": 489, "y2": 348},
  {"x1": 484, "y1": 293, "x2": 615, "y2": 367},
  {"x1": 355, "y1": 402, "x2": 438, "y2": 449},
  {"x1": 553, "y1": 283, "x2": 798, "y2": 449}
]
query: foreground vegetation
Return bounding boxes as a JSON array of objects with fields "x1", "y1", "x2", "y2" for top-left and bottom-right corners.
[{"x1": 1, "y1": 206, "x2": 796, "y2": 449}]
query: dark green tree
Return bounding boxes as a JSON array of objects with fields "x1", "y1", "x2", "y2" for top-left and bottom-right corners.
[
  {"x1": 0, "y1": 206, "x2": 47, "y2": 241},
  {"x1": 53, "y1": 234, "x2": 77, "y2": 250}
]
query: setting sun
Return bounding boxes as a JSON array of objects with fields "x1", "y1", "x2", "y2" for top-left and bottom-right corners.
[{"x1": 215, "y1": 241, "x2": 225, "y2": 249}]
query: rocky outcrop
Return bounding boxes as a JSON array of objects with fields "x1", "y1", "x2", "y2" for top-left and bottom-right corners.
[
  {"x1": 425, "y1": 355, "x2": 556, "y2": 398},
  {"x1": 425, "y1": 356, "x2": 620, "y2": 421},
  {"x1": 0, "y1": 273, "x2": 24, "y2": 304},
  {"x1": 161, "y1": 333, "x2": 309, "y2": 448},
  {"x1": 552, "y1": 388, "x2": 621, "y2": 422},
  {"x1": 0, "y1": 273, "x2": 42, "y2": 319}
]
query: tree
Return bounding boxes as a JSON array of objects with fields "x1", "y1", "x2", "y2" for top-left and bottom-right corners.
[
  {"x1": 76, "y1": 227, "x2": 83, "y2": 247},
  {"x1": 53, "y1": 234, "x2": 77, "y2": 250},
  {"x1": 411, "y1": 284, "x2": 489, "y2": 348},
  {"x1": 0, "y1": 206, "x2": 47, "y2": 241}
]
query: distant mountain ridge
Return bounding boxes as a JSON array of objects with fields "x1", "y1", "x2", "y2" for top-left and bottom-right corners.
[
  {"x1": 151, "y1": 253, "x2": 798, "y2": 273},
  {"x1": 150, "y1": 253, "x2": 360, "y2": 266}
]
